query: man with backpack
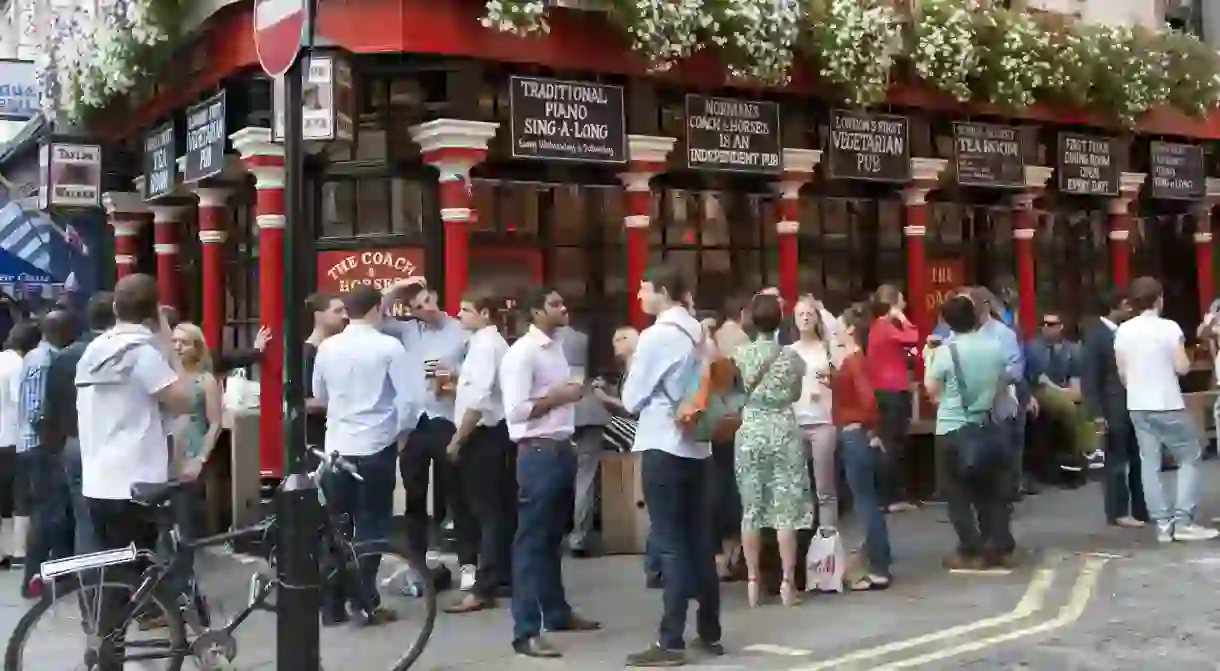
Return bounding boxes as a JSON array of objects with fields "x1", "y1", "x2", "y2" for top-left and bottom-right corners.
[{"x1": 621, "y1": 266, "x2": 724, "y2": 667}]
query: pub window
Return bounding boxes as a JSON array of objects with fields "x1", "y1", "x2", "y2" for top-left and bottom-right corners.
[
  {"x1": 225, "y1": 190, "x2": 260, "y2": 354},
  {"x1": 317, "y1": 176, "x2": 431, "y2": 241},
  {"x1": 177, "y1": 209, "x2": 201, "y2": 325},
  {"x1": 797, "y1": 196, "x2": 886, "y2": 311}
]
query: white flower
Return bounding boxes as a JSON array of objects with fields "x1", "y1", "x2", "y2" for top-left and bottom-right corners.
[
  {"x1": 912, "y1": 0, "x2": 976, "y2": 103},
  {"x1": 714, "y1": 0, "x2": 804, "y2": 85},
  {"x1": 609, "y1": 0, "x2": 710, "y2": 73},
  {"x1": 810, "y1": 0, "x2": 903, "y2": 107},
  {"x1": 480, "y1": 0, "x2": 549, "y2": 37}
]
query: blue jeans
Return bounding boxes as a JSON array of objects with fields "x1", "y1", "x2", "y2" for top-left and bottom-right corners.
[
  {"x1": 511, "y1": 440, "x2": 577, "y2": 645},
  {"x1": 643, "y1": 532, "x2": 662, "y2": 582},
  {"x1": 1130, "y1": 409, "x2": 1201, "y2": 528},
  {"x1": 61, "y1": 438, "x2": 94, "y2": 554},
  {"x1": 19, "y1": 447, "x2": 73, "y2": 586},
  {"x1": 839, "y1": 427, "x2": 892, "y2": 576},
  {"x1": 1002, "y1": 409, "x2": 1026, "y2": 494},
  {"x1": 641, "y1": 449, "x2": 720, "y2": 651},
  {"x1": 323, "y1": 444, "x2": 397, "y2": 611}
]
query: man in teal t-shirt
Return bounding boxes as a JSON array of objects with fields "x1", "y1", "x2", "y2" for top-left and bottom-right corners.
[{"x1": 926, "y1": 328, "x2": 1006, "y2": 436}]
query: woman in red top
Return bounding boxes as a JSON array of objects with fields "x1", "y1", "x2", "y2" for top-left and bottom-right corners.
[
  {"x1": 834, "y1": 304, "x2": 892, "y2": 590},
  {"x1": 866, "y1": 284, "x2": 920, "y2": 512}
]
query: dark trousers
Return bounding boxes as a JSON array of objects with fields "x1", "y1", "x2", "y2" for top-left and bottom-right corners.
[
  {"x1": 709, "y1": 440, "x2": 742, "y2": 546},
  {"x1": 323, "y1": 444, "x2": 397, "y2": 613},
  {"x1": 511, "y1": 439, "x2": 576, "y2": 645},
  {"x1": 641, "y1": 449, "x2": 721, "y2": 651},
  {"x1": 0, "y1": 446, "x2": 15, "y2": 519},
  {"x1": 87, "y1": 497, "x2": 159, "y2": 671},
  {"x1": 459, "y1": 422, "x2": 516, "y2": 599},
  {"x1": 875, "y1": 390, "x2": 914, "y2": 504},
  {"x1": 937, "y1": 427, "x2": 1015, "y2": 559},
  {"x1": 401, "y1": 416, "x2": 474, "y2": 567},
  {"x1": 1103, "y1": 413, "x2": 1148, "y2": 523},
  {"x1": 21, "y1": 447, "x2": 74, "y2": 586},
  {"x1": 62, "y1": 438, "x2": 94, "y2": 554},
  {"x1": 161, "y1": 481, "x2": 203, "y2": 600}
]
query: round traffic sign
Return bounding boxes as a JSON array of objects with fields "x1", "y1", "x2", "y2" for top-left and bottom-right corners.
[{"x1": 254, "y1": 0, "x2": 307, "y2": 79}]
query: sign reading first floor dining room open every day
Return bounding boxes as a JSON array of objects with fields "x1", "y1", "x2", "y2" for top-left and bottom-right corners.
[
  {"x1": 509, "y1": 76, "x2": 626, "y2": 163},
  {"x1": 684, "y1": 95, "x2": 781, "y2": 174},
  {"x1": 1057, "y1": 132, "x2": 1120, "y2": 196},
  {"x1": 826, "y1": 109, "x2": 910, "y2": 182}
]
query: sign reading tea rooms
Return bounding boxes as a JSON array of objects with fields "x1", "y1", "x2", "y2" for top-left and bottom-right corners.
[
  {"x1": 685, "y1": 95, "x2": 781, "y2": 174},
  {"x1": 953, "y1": 122, "x2": 1024, "y2": 188},
  {"x1": 509, "y1": 76, "x2": 626, "y2": 163},
  {"x1": 826, "y1": 110, "x2": 910, "y2": 182}
]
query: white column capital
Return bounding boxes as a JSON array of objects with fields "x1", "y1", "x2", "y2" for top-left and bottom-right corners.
[
  {"x1": 627, "y1": 135, "x2": 677, "y2": 164},
  {"x1": 153, "y1": 243, "x2": 180, "y2": 255},
  {"x1": 115, "y1": 254, "x2": 136, "y2": 265},
  {"x1": 911, "y1": 157, "x2": 949, "y2": 183},
  {"x1": 112, "y1": 219, "x2": 142, "y2": 237},
  {"x1": 1109, "y1": 229, "x2": 1131, "y2": 241},
  {"x1": 776, "y1": 220, "x2": 799, "y2": 235},
  {"x1": 1119, "y1": 172, "x2": 1146, "y2": 198},
  {"x1": 1194, "y1": 231, "x2": 1214, "y2": 244},
  {"x1": 624, "y1": 215, "x2": 651, "y2": 229},
  {"x1": 411, "y1": 119, "x2": 500, "y2": 154},
  {"x1": 901, "y1": 186, "x2": 932, "y2": 207},
  {"x1": 257, "y1": 214, "x2": 286, "y2": 230},
  {"x1": 619, "y1": 172, "x2": 656, "y2": 192},
  {"x1": 249, "y1": 166, "x2": 285, "y2": 191},
  {"x1": 102, "y1": 191, "x2": 149, "y2": 216},
  {"x1": 199, "y1": 230, "x2": 228, "y2": 244},
  {"x1": 229, "y1": 127, "x2": 284, "y2": 161},
  {"x1": 1024, "y1": 165, "x2": 1054, "y2": 189},
  {"x1": 441, "y1": 208, "x2": 472, "y2": 222},
  {"x1": 1013, "y1": 227, "x2": 1035, "y2": 240},
  {"x1": 782, "y1": 148, "x2": 822, "y2": 174},
  {"x1": 150, "y1": 205, "x2": 188, "y2": 225},
  {"x1": 903, "y1": 225, "x2": 927, "y2": 237},
  {"x1": 193, "y1": 187, "x2": 233, "y2": 208}
]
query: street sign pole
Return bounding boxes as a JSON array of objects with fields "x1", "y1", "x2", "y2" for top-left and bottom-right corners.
[{"x1": 275, "y1": 0, "x2": 321, "y2": 668}]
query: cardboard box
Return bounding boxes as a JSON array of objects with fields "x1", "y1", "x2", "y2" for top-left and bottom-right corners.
[{"x1": 600, "y1": 452, "x2": 648, "y2": 555}]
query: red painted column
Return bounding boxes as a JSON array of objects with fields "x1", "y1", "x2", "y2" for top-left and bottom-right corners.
[
  {"x1": 150, "y1": 206, "x2": 186, "y2": 309},
  {"x1": 902, "y1": 160, "x2": 946, "y2": 342},
  {"x1": 1108, "y1": 197, "x2": 1133, "y2": 289},
  {"x1": 410, "y1": 120, "x2": 500, "y2": 315},
  {"x1": 231, "y1": 127, "x2": 286, "y2": 478},
  {"x1": 1012, "y1": 192, "x2": 1039, "y2": 341},
  {"x1": 1196, "y1": 200, "x2": 1215, "y2": 316},
  {"x1": 620, "y1": 136, "x2": 676, "y2": 329},
  {"x1": 771, "y1": 149, "x2": 819, "y2": 308},
  {"x1": 102, "y1": 192, "x2": 149, "y2": 284},
  {"x1": 194, "y1": 188, "x2": 231, "y2": 350}
]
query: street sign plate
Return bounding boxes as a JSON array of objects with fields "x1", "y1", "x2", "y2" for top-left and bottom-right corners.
[{"x1": 254, "y1": 0, "x2": 307, "y2": 78}]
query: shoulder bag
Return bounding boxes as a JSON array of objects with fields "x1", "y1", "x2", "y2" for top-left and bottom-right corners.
[{"x1": 946, "y1": 343, "x2": 1003, "y2": 474}]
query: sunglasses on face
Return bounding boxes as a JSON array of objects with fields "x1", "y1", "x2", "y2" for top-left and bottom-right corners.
[{"x1": 1043, "y1": 321, "x2": 1062, "y2": 327}]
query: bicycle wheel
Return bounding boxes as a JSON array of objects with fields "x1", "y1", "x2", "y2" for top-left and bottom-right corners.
[
  {"x1": 4, "y1": 572, "x2": 188, "y2": 671},
  {"x1": 321, "y1": 539, "x2": 437, "y2": 671}
]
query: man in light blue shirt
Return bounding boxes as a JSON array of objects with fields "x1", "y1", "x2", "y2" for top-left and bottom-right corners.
[
  {"x1": 621, "y1": 266, "x2": 721, "y2": 667},
  {"x1": 968, "y1": 287, "x2": 1033, "y2": 498}
]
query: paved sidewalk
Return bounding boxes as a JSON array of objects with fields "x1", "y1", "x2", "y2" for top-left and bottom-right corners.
[{"x1": 3, "y1": 465, "x2": 1220, "y2": 670}]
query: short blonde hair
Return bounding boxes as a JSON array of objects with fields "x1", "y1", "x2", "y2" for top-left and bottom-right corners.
[{"x1": 172, "y1": 322, "x2": 212, "y2": 372}]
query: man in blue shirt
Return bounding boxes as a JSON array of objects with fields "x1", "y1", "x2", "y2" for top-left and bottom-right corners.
[{"x1": 1025, "y1": 310, "x2": 1095, "y2": 478}]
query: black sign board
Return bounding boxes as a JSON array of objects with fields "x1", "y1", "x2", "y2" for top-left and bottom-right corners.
[
  {"x1": 684, "y1": 95, "x2": 781, "y2": 174},
  {"x1": 184, "y1": 91, "x2": 226, "y2": 183},
  {"x1": 143, "y1": 121, "x2": 176, "y2": 200},
  {"x1": 953, "y1": 122, "x2": 1024, "y2": 188},
  {"x1": 509, "y1": 76, "x2": 625, "y2": 163},
  {"x1": 1149, "y1": 141, "x2": 1205, "y2": 201},
  {"x1": 1057, "y1": 132, "x2": 1120, "y2": 196},
  {"x1": 826, "y1": 110, "x2": 910, "y2": 182}
]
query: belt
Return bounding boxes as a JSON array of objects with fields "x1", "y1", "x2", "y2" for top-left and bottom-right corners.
[{"x1": 517, "y1": 437, "x2": 575, "y2": 451}]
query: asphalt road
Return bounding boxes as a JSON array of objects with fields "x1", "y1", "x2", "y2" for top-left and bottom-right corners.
[{"x1": 4, "y1": 464, "x2": 1220, "y2": 670}]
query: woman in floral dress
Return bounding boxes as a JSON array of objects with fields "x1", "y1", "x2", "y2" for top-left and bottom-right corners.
[{"x1": 732, "y1": 294, "x2": 811, "y2": 608}]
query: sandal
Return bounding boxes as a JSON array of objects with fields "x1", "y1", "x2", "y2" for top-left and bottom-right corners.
[
  {"x1": 850, "y1": 575, "x2": 891, "y2": 592},
  {"x1": 780, "y1": 579, "x2": 800, "y2": 607}
]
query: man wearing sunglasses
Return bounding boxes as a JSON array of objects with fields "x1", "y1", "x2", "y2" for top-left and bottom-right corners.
[{"x1": 1026, "y1": 311, "x2": 1095, "y2": 481}]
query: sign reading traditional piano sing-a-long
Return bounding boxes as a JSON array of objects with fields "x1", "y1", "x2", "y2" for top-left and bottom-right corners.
[
  {"x1": 684, "y1": 94, "x2": 781, "y2": 174},
  {"x1": 826, "y1": 109, "x2": 910, "y2": 182},
  {"x1": 509, "y1": 76, "x2": 626, "y2": 163}
]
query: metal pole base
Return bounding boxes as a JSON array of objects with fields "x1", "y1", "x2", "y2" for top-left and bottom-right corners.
[{"x1": 276, "y1": 473, "x2": 322, "y2": 669}]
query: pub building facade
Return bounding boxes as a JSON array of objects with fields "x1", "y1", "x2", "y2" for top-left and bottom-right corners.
[{"x1": 51, "y1": 1, "x2": 1220, "y2": 477}]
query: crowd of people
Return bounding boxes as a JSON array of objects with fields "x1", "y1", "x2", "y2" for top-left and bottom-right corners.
[{"x1": 0, "y1": 264, "x2": 1215, "y2": 668}]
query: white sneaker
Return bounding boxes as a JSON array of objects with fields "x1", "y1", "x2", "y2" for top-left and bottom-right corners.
[
  {"x1": 1157, "y1": 523, "x2": 1174, "y2": 544},
  {"x1": 459, "y1": 564, "x2": 477, "y2": 591},
  {"x1": 1170, "y1": 523, "x2": 1220, "y2": 542}
]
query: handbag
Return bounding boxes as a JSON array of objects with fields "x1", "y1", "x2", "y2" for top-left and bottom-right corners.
[
  {"x1": 602, "y1": 415, "x2": 638, "y2": 453},
  {"x1": 222, "y1": 369, "x2": 260, "y2": 413},
  {"x1": 946, "y1": 343, "x2": 1002, "y2": 474}
]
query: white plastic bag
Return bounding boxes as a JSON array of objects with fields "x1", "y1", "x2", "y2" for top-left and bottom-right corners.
[
  {"x1": 805, "y1": 527, "x2": 846, "y2": 593},
  {"x1": 223, "y1": 369, "x2": 260, "y2": 412}
]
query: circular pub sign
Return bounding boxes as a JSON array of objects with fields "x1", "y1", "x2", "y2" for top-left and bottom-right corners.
[
  {"x1": 317, "y1": 247, "x2": 425, "y2": 319},
  {"x1": 254, "y1": 0, "x2": 307, "y2": 78}
]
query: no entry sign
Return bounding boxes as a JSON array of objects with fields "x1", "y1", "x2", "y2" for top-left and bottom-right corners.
[{"x1": 254, "y1": 0, "x2": 307, "y2": 78}]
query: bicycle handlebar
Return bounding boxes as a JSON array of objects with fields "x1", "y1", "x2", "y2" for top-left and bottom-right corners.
[{"x1": 308, "y1": 448, "x2": 364, "y2": 482}]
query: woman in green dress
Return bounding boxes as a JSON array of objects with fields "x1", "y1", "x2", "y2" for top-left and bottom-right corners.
[{"x1": 732, "y1": 294, "x2": 811, "y2": 608}]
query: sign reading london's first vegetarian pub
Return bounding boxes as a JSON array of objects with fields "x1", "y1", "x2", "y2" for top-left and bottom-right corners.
[
  {"x1": 1149, "y1": 141, "x2": 1205, "y2": 201},
  {"x1": 509, "y1": 76, "x2": 626, "y2": 163},
  {"x1": 184, "y1": 90, "x2": 226, "y2": 183},
  {"x1": 685, "y1": 95, "x2": 781, "y2": 174},
  {"x1": 1057, "y1": 132, "x2": 1120, "y2": 196},
  {"x1": 826, "y1": 110, "x2": 910, "y2": 182},
  {"x1": 953, "y1": 122, "x2": 1024, "y2": 188},
  {"x1": 143, "y1": 121, "x2": 176, "y2": 201}
]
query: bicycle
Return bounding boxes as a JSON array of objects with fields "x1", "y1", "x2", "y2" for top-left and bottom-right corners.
[{"x1": 4, "y1": 449, "x2": 438, "y2": 671}]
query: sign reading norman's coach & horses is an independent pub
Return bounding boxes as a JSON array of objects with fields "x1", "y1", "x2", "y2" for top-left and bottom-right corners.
[
  {"x1": 509, "y1": 75, "x2": 626, "y2": 163},
  {"x1": 1057, "y1": 132, "x2": 1121, "y2": 196},
  {"x1": 826, "y1": 109, "x2": 910, "y2": 182},
  {"x1": 953, "y1": 122, "x2": 1024, "y2": 188},
  {"x1": 684, "y1": 95, "x2": 781, "y2": 174}
]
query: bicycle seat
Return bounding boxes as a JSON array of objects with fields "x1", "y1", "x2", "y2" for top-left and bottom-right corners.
[{"x1": 131, "y1": 481, "x2": 191, "y2": 507}]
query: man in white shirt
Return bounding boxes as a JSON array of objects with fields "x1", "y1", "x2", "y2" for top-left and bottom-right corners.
[
  {"x1": 621, "y1": 266, "x2": 722, "y2": 667},
  {"x1": 0, "y1": 322, "x2": 40, "y2": 569},
  {"x1": 381, "y1": 280, "x2": 470, "y2": 590},
  {"x1": 445, "y1": 291, "x2": 513, "y2": 614},
  {"x1": 313, "y1": 284, "x2": 423, "y2": 625},
  {"x1": 1114, "y1": 276, "x2": 1218, "y2": 543},
  {"x1": 500, "y1": 287, "x2": 600, "y2": 658},
  {"x1": 75, "y1": 274, "x2": 195, "y2": 669}
]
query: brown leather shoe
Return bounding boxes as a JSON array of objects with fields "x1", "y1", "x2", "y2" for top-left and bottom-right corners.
[
  {"x1": 551, "y1": 613, "x2": 602, "y2": 632},
  {"x1": 444, "y1": 594, "x2": 495, "y2": 614},
  {"x1": 942, "y1": 553, "x2": 985, "y2": 571},
  {"x1": 513, "y1": 636, "x2": 562, "y2": 658}
]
